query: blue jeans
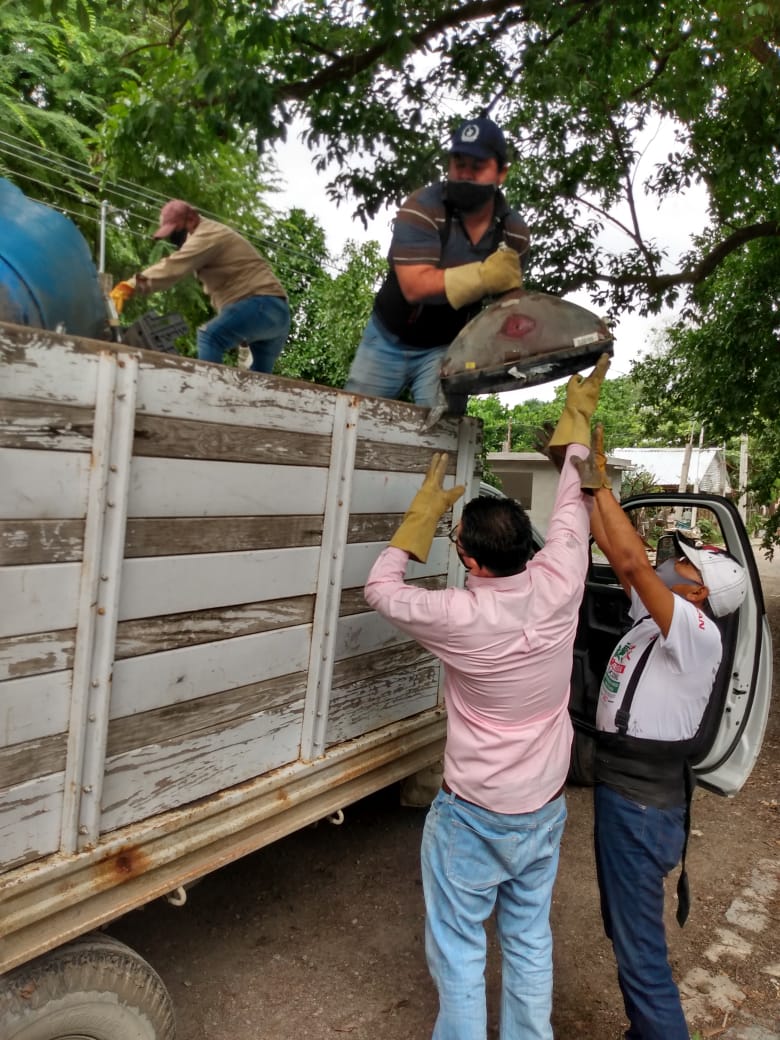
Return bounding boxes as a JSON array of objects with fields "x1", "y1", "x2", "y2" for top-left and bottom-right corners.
[
  {"x1": 421, "y1": 787, "x2": 567, "y2": 1040},
  {"x1": 594, "y1": 784, "x2": 688, "y2": 1040},
  {"x1": 197, "y1": 295, "x2": 290, "y2": 372},
  {"x1": 345, "y1": 313, "x2": 449, "y2": 407}
]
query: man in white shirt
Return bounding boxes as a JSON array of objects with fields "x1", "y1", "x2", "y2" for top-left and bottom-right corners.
[{"x1": 576, "y1": 427, "x2": 747, "y2": 1040}]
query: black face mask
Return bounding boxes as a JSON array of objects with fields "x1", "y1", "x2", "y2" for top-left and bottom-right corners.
[
  {"x1": 445, "y1": 179, "x2": 497, "y2": 213},
  {"x1": 168, "y1": 227, "x2": 189, "y2": 249}
]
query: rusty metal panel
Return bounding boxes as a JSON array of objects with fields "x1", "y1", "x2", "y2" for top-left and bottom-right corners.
[{"x1": 0, "y1": 712, "x2": 446, "y2": 975}]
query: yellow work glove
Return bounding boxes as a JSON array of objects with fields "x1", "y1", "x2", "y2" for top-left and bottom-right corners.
[
  {"x1": 570, "y1": 423, "x2": 612, "y2": 492},
  {"x1": 547, "y1": 352, "x2": 611, "y2": 451},
  {"x1": 109, "y1": 278, "x2": 136, "y2": 315},
  {"x1": 390, "y1": 453, "x2": 466, "y2": 563},
  {"x1": 443, "y1": 247, "x2": 522, "y2": 310}
]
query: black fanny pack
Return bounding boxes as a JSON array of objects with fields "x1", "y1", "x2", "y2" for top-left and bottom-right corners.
[{"x1": 595, "y1": 732, "x2": 693, "y2": 807}]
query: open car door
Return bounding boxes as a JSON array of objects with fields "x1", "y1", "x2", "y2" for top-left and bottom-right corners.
[{"x1": 569, "y1": 492, "x2": 772, "y2": 796}]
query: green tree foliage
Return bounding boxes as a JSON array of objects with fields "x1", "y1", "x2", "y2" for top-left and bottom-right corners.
[
  {"x1": 0, "y1": 0, "x2": 282, "y2": 273},
  {"x1": 621, "y1": 467, "x2": 663, "y2": 499},
  {"x1": 276, "y1": 238, "x2": 385, "y2": 387},
  {"x1": 7, "y1": 0, "x2": 780, "y2": 541},
  {"x1": 472, "y1": 374, "x2": 687, "y2": 452},
  {"x1": 0, "y1": 2, "x2": 384, "y2": 377},
  {"x1": 633, "y1": 236, "x2": 780, "y2": 551},
  {"x1": 15, "y1": 1, "x2": 779, "y2": 307}
]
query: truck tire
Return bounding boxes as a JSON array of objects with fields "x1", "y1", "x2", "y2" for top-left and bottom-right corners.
[{"x1": 0, "y1": 933, "x2": 175, "y2": 1040}]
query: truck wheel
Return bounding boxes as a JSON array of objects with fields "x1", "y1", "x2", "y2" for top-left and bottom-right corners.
[{"x1": 0, "y1": 932, "x2": 175, "y2": 1040}]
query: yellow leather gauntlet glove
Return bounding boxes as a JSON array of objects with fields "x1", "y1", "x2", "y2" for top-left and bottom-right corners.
[
  {"x1": 548, "y1": 352, "x2": 611, "y2": 450},
  {"x1": 443, "y1": 247, "x2": 522, "y2": 310},
  {"x1": 109, "y1": 278, "x2": 136, "y2": 315},
  {"x1": 570, "y1": 423, "x2": 612, "y2": 491},
  {"x1": 390, "y1": 453, "x2": 466, "y2": 563}
]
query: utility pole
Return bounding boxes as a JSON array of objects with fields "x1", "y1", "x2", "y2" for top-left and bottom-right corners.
[
  {"x1": 738, "y1": 433, "x2": 749, "y2": 523},
  {"x1": 673, "y1": 424, "x2": 695, "y2": 529},
  {"x1": 678, "y1": 427, "x2": 694, "y2": 492},
  {"x1": 690, "y1": 424, "x2": 705, "y2": 533}
]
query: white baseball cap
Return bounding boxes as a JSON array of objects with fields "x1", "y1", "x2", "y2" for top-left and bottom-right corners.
[{"x1": 677, "y1": 539, "x2": 747, "y2": 617}]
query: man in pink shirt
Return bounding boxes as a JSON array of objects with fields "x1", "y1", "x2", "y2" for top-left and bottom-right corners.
[{"x1": 364, "y1": 353, "x2": 610, "y2": 1040}]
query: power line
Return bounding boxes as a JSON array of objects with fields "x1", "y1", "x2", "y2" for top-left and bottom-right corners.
[{"x1": 0, "y1": 130, "x2": 364, "y2": 278}]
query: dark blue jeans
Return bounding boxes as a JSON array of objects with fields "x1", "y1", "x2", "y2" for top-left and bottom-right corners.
[
  {"x1": 594, "y1": 784, "x2": 689, "y2": 1040},
  {"x1": 197, "y1": 294, "x2": 290, "y2": 372}
]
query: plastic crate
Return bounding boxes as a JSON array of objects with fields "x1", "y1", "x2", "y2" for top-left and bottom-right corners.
[{"x1": 121, "y1": 311, "x2": 188, "y2": 354}]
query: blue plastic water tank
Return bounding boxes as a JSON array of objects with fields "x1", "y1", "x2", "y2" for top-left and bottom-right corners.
[{"x1": 0, "y1": 177, "x2": 108, "y2": 339}]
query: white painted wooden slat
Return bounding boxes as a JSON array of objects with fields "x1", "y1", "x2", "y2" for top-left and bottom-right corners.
[
  {"x1": 333, "y1": 611, "x2": 424, "y2": 660},
  {"x1": 134, "y1": 358, "x2": 337, "y2": 435},
  {"x1": 0, "y1": 563, "x2": 81, "y2": 638},
  {"x1": 352, "y1": 396, "x2": 466, "y2": 447},
  {"x1": 126, "y1": 456, "x2": 329, "y2": 517},
  {"x1": 100, "y1": 706, "x2": 303, "y2": 832},
  {"x1": 0, "y1": 329, "x2": 475, "y2": 451},
  {"x1": 0, "y1": 772, "x2": 63, "y2": 869},
  {"x1": 0, "y1": 631, "x2": 73, "y2": 681},
  {"x1": 3, "y1": 332, "x2": 100, "y2": 405},
  {"x1": 1, "y1": 449, "x2": 90, "y2": 519},
  {"x1": 340, "y1": 539, "x2": 451, "y2": 592},
  {"x1": 117, "y1": 545, "x2": 321, "y2": 620},
  {"x1": 300, "y1": 395, "x2": 358, "y2": 761},
  {"x1": 66, "y1": 353, "x2": 138, "y2": 853},
  {"x1": 349, "y1": 467, "x2": 470, "y2": 514},
  {"x1": 0, "y1": 669, "x2": 72, "y2": 746},
  {"x1": 110, "y1": 624, "x2": 312, "y2": 718},
  {"x1": 2, "y1": 331, "x2": 334, "y2": 438},
  {"x1": 326, "y1": 670, "x2": 439, "y2": 746}
]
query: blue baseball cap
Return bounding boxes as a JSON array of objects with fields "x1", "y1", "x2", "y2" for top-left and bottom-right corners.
[{"x1": 449, "y1": 117, "x2": 508, "y2": 165}]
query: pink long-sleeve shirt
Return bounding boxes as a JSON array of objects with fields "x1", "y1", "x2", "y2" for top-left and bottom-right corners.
[{"x1": 364, "y1": 444, "x2": 592, "y2": 814}]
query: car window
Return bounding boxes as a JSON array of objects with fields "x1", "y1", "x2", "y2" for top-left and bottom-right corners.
[{"x1": 623, "y1": 502, "x2": 729, "y2": 566}]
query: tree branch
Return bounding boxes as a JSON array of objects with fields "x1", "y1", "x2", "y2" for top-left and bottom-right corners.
[
  {"x1": 279, "y1": 0, "x2": 529, "y2": 102},
  {"x1": 747, "y1": 35, "x2": 780, "y2": 80},
  {"x1": 560, "y1": 221, "x2": 780, "y2": 294}
]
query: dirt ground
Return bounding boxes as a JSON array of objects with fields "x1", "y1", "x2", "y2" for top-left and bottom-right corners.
[{"x1": 109, "y1": 550, "x2": 780, "y2": 1040}]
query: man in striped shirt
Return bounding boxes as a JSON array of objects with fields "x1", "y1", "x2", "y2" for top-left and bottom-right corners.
[{"x1": 345, "y1": 117, "x2": 530, "y2": 409}]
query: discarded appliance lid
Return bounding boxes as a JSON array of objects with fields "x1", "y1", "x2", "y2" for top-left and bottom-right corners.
[{"x1": 439, "y1": 289, "x2": 614, "y2": 396}]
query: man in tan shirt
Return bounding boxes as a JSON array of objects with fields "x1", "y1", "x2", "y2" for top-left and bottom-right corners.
[{"x1": 134, "y1": 199, "x2": 290, "y2": 372}]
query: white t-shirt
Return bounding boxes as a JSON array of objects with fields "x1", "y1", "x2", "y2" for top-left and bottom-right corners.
[{"x1": 596, "y1": 589, "x2": 722, "y2": 741}]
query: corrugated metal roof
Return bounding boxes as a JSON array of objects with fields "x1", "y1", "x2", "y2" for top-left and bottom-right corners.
[{"x1": 613, "y1": 447, "x2": 731, "y2": 494}]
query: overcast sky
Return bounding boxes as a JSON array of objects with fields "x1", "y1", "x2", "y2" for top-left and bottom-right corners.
[{"x1": 274, "y1": 119, "x2": 709, "y2": 403}]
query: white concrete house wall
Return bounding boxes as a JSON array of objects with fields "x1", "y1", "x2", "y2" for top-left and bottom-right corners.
[
  {"x1": 487, "y1": 452, "x2": 632, "y2": 535},
  {"x1": 611, "y1": 447, "x2": 731, "y2": 495}
]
